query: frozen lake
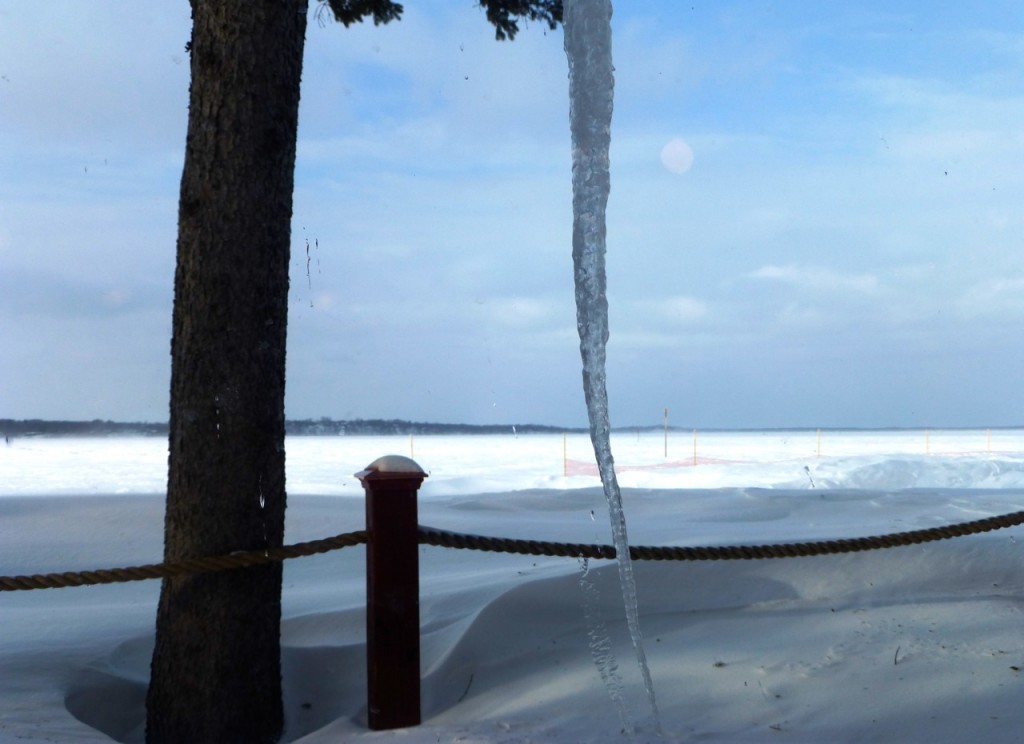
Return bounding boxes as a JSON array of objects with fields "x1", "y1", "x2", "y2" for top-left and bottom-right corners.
[{"x1": 4, "y1": 427, "x2": 1024, "y2": 497}]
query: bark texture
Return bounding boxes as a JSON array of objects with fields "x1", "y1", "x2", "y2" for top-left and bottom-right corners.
[{"x1": 147, "y1": 1, "x2": 307, "y2": 742}]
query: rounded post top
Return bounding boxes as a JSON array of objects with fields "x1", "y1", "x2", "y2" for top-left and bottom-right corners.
[{"x1": 355, "y1": 454, "x2": 427, "y2": 482}]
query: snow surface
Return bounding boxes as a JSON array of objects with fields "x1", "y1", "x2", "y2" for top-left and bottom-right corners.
[{"x1": 3, "y1": 430, "x2": 1024, "y2": 742}]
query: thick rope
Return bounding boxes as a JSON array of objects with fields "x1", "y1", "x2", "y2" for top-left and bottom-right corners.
[
  {"x1": 418, "y1": 508, "x2": 1024, "y2": 560},
  {"x1": 0, "y1": 530, "x2": 367, "y2": 592},
  {"x1": 4, "y1": 508, "x2": 1024, "y2": 592}
]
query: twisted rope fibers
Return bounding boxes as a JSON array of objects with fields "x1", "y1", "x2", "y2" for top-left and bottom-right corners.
[
  {"x1": 4, "y1": 508, "x2": 1024, "y2": 592},
  {"x1": 0, "y1": 530, "x2": 368, "y2": 592},
  {"x1": 419, "y1": 507, "x2": 1024, "y2": 560}
]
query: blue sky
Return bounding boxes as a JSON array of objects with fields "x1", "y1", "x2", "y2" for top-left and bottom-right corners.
[{"x1": 2, "y1": 1, "x2": 1024, "y2": 428}]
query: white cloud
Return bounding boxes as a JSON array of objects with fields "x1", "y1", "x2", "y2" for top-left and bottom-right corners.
[
  {"x1": 485, "y1": 297, "x2": 558, "y2": 329},
  {"x1": 850, "y1": 73, "x2": 1024, "y2": 164},
  {"x1": 100, "y1": 289, "x2": 130, "y2": 309},
  {"x1": 632, "y1": 295, "x2": 707, "y2": 325},
  {"x1": 0, "y1": 3, "x2": 190, "y2": 151},
  {"x1": 956, "y1": 276, "x2": 1024, "y2": 319},
  {"x1": 747, "y1": 264, "x2": 880, "y2": 295}
]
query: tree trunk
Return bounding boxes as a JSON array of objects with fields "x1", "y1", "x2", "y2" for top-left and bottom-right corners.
[{"x1": 147, "y1": 1, "x2": 306, "y2": 742}]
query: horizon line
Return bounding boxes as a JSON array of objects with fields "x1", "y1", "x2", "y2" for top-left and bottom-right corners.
[{"x1": 4, "y1": 417, "x2": 1024, "y2": 435}]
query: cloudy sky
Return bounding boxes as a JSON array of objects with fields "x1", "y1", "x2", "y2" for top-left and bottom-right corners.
[{"x1": 2, "y1": 1, "x2": 1024, "y2": 429}]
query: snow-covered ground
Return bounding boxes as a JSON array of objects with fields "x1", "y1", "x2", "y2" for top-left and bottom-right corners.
[{"x1": 3, "y1": 430, "x2": 1024, "y2": 742}]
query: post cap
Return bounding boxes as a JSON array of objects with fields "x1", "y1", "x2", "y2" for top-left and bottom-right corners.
[{"x1": 355, "y1": 454, "x2": 428, "y2": 482}]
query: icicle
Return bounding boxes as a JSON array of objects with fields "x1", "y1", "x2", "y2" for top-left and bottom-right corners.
[
  {"x1": 564, "y1": 0, "x2": 661, "y2": 733},
  {"x1": 579, "y1": 557, "x2": 633, "y2": 734}
]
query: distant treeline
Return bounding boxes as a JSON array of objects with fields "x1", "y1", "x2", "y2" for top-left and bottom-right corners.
[
  {"x1": 0, "y1": 418, "x2": 584, "y2": 438},
  {"x1": 285, "y1": 418, "x2": 583, "y2": 436},
  {"x1": 7, "y1": 418, "x2": 1006, "y2": 439},
  {"x1": 0, "y1": 419, "x2": 168, "y2": 437}
]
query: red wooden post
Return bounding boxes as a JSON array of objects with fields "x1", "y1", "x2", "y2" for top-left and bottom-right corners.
[{"x1": 355, "y1": 455, "x2": 428, "y2": 730}]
